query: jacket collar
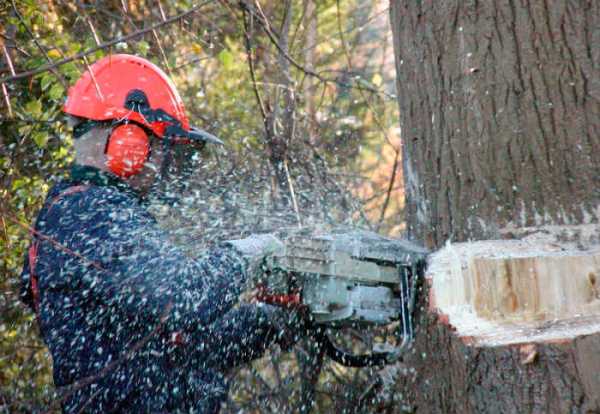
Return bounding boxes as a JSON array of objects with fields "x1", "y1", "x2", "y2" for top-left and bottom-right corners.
[{"x1": 70, "y1": 165, "x2": 141, "y2": 199}]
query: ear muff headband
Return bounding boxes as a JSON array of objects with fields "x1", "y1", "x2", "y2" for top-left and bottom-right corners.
[{"x1": 105, "y1": 123, "x2": 150, "y2": 178}]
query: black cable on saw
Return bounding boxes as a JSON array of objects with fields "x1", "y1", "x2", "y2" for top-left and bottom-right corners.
[{"x1": 316, "y1": 330, "x2": 391, "y2": 367}]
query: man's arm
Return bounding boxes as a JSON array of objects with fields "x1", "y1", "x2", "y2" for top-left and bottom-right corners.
[{"x1": 40, "y1": 186, "x2": 248, "y2": 335}]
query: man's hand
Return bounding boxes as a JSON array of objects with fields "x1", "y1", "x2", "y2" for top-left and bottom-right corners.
[
  {"x1": 262, "y1": 304, "x2": 313, "y2": 351},
  {"x1": 223, "y1": 234, "x2": 284, "y2": 285},
  {"x1": 224, "y1": 233, "x2": 284, "y2": 258}
]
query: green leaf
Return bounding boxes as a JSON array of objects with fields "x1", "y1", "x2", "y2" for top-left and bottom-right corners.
[
  {"x1": 32, "y1": 131, "x2": 48, "y2": 148},
  {"x1": 25, "y1": 100, "x2": 42, "y2": 117},
  {"x1": 18, "y1": 125, "x2": 33, "y2": 136},
  {"x1": 218, "y1": 49, "x2": 234, "y2": 70},
  {"x1": 40, "y1": 74, "x2": 54, "y2": 91},
  {"x1": 48, "y1": 83, "x2": 64, "y2": 101},
  {"x1": 11, "y1": 178, "x2": 26, "y2": 191},
  {"x1": 61, "y1": 62, "x2": 80, "y2": 81},
  {"x1": 47, "y1": 49, "x2": 61, "y2": 59},
  {"x1": 137, "y1": 41, "x2": 150, "y2": 57},
  {"x1": 67, "y1": 42, "x2": 82, "y2": 55}
]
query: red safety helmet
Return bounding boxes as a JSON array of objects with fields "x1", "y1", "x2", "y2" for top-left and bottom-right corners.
[{"x1": 64, "y1": 54, "x2": 222, "y2": 177}]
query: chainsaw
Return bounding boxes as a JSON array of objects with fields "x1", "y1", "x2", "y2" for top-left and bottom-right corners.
[{"x1": 257, "y1": 230, "x2": 428, "y2": 367}]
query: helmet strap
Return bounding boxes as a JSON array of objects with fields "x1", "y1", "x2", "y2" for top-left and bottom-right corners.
[{"x1": 73, "y1": 120, "x2": 107, "y2": 139}]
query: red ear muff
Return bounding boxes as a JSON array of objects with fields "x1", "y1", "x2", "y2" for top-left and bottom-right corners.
[{"x1": 105, "y1": 124, "x2": 150, "y2": 178}]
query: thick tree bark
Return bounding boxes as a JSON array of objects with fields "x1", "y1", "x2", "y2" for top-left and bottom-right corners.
[
  {"x1": 389, "y1": 1, "x2": 600, "y2": 412},
  {"x1": 391, "y1": 0, "x2": 599, "y2": 247},
  {"x1": 395, "y1": 311, "x2": 600, "y2": 413}
]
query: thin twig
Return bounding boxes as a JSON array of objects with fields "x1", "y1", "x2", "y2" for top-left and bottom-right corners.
[
  {"x1": 336, "y1": 0, "x2": 394, "y2": 148},
  {"x1": 1, "y1": 43, "x2": 16, "y2": 76},
  {"x1": 247, "y1": 0, "x2": 322, "y2": 80},
  {"x1": 152, "y1": 29, "x2": 172, "y2": 76},
  {"x1": 296, "y1": 5, "x2": 389, "y2": 57},
  {"x1": 238, "y1": 0, "x2": 394, "y2": 100},
  {"x1": 172, "y1": 56, "x2": 211, "y2": 70},
  {"x1": 1, "y1": 216, "x2": 10, "y2": 249},
  {"x1": 241, "y1": 8, "x2": 268, "y2": 130},
  {"x1": 157, "y1": 0, "x2": 168, "y2": 21},
  {"x1": 0, "y1": 1, "x2": 215, "y2": 84},
  {"x1": 81, "y1": 55, "x2": 104, "y2": 101},
  {"x1": 118, "y1": 0, "x2": 139, "y2": 30},
  {"x1": 1, "y1": 83, "x2": 12, "y2": 118},
  {"x1": 151, "y1": 4, "x2": 173, "y2": 76},
  {"x1": 362, "y1": 185, "x2": 404, "y2": 208},
  {"x1": 284, "y1": 159, "x2": 302, "y2": 228},
  {"x1": 376, "y1": 148, "x2": 401, "y2": 231},
  {"x1": 1, "y1": 40, "x2": 15, "y2": 117},
  {"x1": 86, "y1": 18, "x2": 102, "y2": 46}
]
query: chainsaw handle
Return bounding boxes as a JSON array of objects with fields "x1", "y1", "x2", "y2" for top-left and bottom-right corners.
[
  {"x1": 255, "y1": 287, "x2": 399, "y2": 367},
  {"x1": 255, "y1": 285, "x2": 302, "y2": 308}
]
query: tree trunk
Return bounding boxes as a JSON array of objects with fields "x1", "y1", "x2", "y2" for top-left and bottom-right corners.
[
  {"x1": 389, "y1": 1, "x2": 600, "y2": 412},
  {"x1": 390, "y1": 0, "x2": 599, "y2": 247}
]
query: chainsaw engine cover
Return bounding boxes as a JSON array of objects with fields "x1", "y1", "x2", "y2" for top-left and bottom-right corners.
[
  {"x1": 302, "y1": 276, "x2": 400, "y2": 324},
  {"x1": 264, "y1": 230, "x2": 428, "y2": 327}
]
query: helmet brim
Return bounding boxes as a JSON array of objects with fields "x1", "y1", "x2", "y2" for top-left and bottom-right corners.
[
  {"x1": 187, "y1": 126, "x2": 224, "y2": 145},
  {"x1": 88, "y1": 106, "x2": 224, "y2": 146}
]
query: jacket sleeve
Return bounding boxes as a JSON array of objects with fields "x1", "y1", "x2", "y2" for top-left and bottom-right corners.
[
  {"x1": 192, "y1": 304, "x2": 301, "y2": 372},
  {"x1": 37, "y1": 186, "x2": 248, "y2": 336}
]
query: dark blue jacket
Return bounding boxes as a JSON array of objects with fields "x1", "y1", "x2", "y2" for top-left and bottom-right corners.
[{"x1": 21, "y1": 165, "x2": 283, "y2": 413}]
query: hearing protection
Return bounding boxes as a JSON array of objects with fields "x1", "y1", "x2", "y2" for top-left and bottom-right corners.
[
  {"x1": 73, "y1": 119, "x2": 152, "y2": 178},
  {"x1": 104, "y1": 123, "x2": 150, "y2": 178}
]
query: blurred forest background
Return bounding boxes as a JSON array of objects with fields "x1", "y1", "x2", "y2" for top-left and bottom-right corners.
[{"x1": 0, "y1": 0, "x2": 407, "y2": 412}]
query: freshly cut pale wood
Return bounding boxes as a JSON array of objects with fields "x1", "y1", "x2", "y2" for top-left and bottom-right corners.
[
  {"x1": 471, "y1": 253, "x2": 600, "y2": 322},
  {"x1": 428, "y1": 233, "x2": 600, "y2": 346}
]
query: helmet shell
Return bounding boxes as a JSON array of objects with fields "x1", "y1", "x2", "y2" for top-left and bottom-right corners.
[{"x1": 63, "y1": 54, "x2": 190, "y2": 133}]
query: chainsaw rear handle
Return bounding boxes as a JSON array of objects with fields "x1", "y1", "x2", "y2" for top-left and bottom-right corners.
[
  {"x1": 256, "y1": 288, "x2": 397, "y2": 367},
  {"x1": 256, "y1": 286, "x2": 404, "y2": 367},
  {"x1": 255, "y1": 284, "x2": 302, "y2": 308}
]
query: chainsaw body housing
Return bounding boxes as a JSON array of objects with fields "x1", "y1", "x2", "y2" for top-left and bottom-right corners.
[{"x1": 262, "y1": 231, "x2": 428, "y2": 332}]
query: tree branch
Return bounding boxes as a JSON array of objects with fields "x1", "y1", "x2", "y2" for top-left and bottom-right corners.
[
  {"x1": 1, "y1": 46, "x2": 14, "y2": 117},
  {"x1": 376, "y1": 148, "x2": 401, "y2": 231},
  {"x1": 241, "y1": 8, "x2": 268, "y2": 128}
]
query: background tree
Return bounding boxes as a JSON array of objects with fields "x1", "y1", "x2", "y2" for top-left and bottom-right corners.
[{"x1": 389, "y1": 0, "x2": 600, "y2": 412}]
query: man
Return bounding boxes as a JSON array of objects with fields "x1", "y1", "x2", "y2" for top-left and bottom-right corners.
[{"x1": 21, "y1": 54, "x2": 305, "y2": 413}]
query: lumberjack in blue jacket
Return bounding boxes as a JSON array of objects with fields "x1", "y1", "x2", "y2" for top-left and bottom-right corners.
[{"x1": 21, "y1": 54, "x2": 304, "y2": 413}]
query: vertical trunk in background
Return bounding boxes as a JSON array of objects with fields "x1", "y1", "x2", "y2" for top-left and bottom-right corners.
[
  {"x1": 391, "y1": 0, "x2": 599, "y2": 247},
  {"x1": 389, "y1": 1, "x2": 600, "y2": 412},
  {"x1": 303, "y1": 0, "x2": 318, "y2": 146}
]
